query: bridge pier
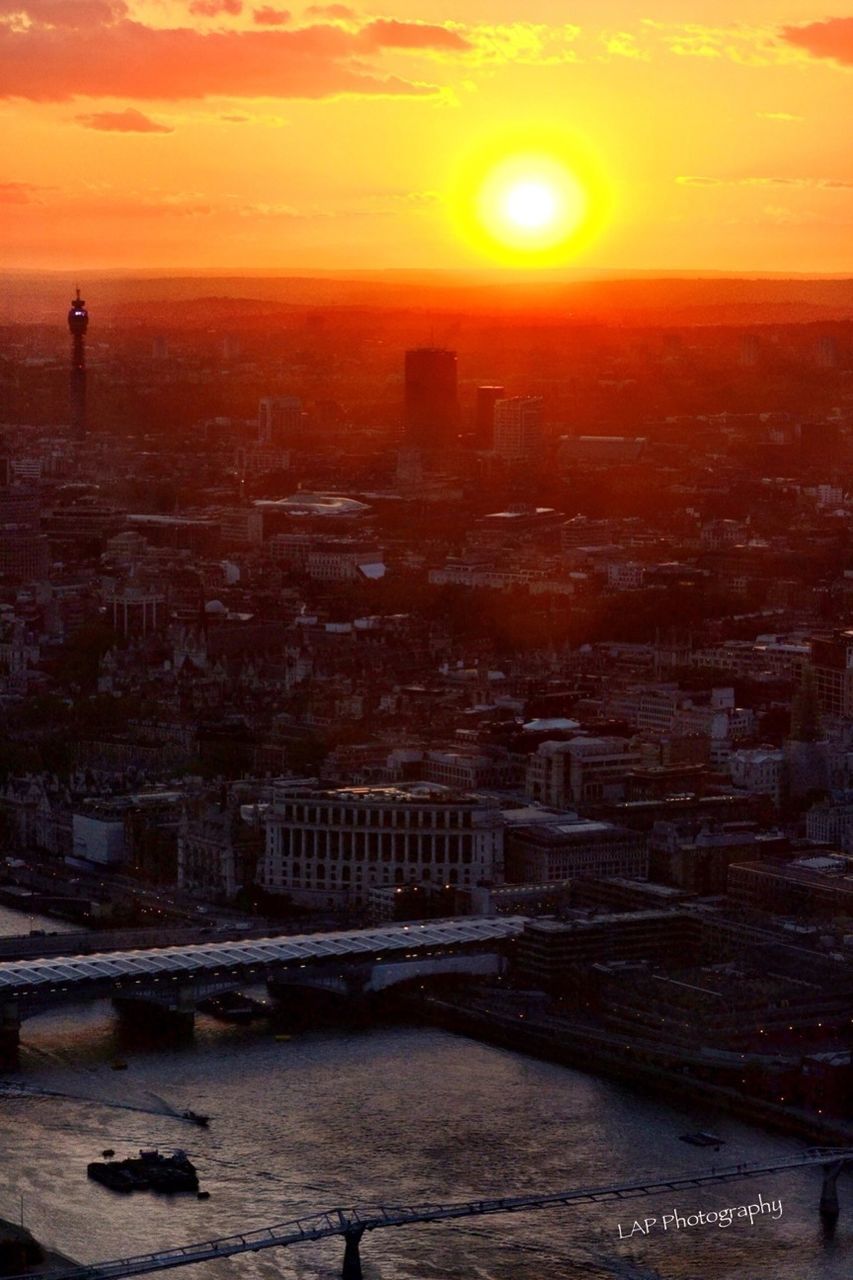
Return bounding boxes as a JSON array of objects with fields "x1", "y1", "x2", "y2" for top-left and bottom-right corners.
[
  {"x1": 0, "y1": 1001, "x2": 20, "y2": 1069},
  {"x1": 112, "y1": 992, "x2": 195, "y2": 1041},
  {"x1": 820, "y1": 1161, "x2": 844, "y2": 1221},
  {"x1": 341, "y1": 1228, "x2": 364, "y2": 1280}
]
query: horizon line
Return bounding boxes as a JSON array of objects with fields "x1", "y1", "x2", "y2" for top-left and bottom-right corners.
[{"x1": 2, "y1": 266, "x2": 853, "y2": 283}]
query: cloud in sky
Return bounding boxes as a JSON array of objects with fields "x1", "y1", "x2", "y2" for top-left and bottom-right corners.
[
  {"x1": 782, "y1": 17, "x2": 853, "y2": 65},
  {"x1": 0, "y1": 181, "x2": 43, "y2": 203},
  {"x1": 677, "y1": 175, "x2": 853, "y2": 189},
  {"x1": 305, "y1": 4, "x2": 356, "y2": 18},
  {"x1": 189, "y1": 0, "x2": 242, "y2": 16},
  {"x1": 0, "y1": 0, "x2": 128, "y2": 22},
  {"x1": 76, "y1": 107, "x2": 174, "y2": 132},
  {"x1": 252, "y1": 5, "x2": 290, "y2": 24},
  {"x1": 0, "y1": 10, "x2": 453, "y2": 100},
  {"x1": 360, "y1": 19, "x2": 470, "y2": 53}
]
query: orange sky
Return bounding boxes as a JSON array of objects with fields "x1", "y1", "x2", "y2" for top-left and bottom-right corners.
[{"x1": 2, "y1": 1, "x2": 853, "y2": 272}]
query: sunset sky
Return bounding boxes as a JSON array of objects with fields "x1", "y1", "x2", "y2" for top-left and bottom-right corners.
[{"x1": 2, "y1": 1, "x2": 853, "y2": 272}]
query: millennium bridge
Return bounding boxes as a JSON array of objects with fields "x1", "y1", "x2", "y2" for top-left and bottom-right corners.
[
  {"x1": 0, "y1": 916, "x2": 525, "y2": 1061},
  {"x1": 6, "y1": 1150, "x2": 851, "y2": 1280}
]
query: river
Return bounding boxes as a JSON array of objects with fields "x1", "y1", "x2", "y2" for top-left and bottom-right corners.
[{"x1": 0, "y1": 905, "x2": 850, "y2": 1280}]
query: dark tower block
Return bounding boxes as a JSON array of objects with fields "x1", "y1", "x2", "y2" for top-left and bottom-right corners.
[
  {"x1": 475, "y1": 385, "x2": 505, "y2": 449},
  {"x1": 68, "y1": 287, "x2": 89, "y2": 440},
  {"x1": 404, "y1": 348, "x2": 458, "y2": 451}
]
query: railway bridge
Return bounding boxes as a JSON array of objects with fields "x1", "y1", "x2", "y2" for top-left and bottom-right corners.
[{"x1": 0, "y1": 916, "x2": 524, "y2": 1063}]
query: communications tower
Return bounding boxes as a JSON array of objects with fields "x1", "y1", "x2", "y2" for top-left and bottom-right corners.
[{"x1": 68, "y1": 286, "x2": 89, "y2": 439}]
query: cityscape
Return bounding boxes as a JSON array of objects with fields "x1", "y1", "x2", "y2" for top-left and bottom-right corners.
[{"x1": 3, "y1": 3, "x2": 853, "y2": 1280}]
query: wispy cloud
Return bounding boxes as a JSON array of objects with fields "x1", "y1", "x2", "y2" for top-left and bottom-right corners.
[
  {"x1": 76, "y1": 107, "x2": 174, "y2": 133},
  {"x1": 677, "y1": 175, "x2": 853, "y2": 189}
]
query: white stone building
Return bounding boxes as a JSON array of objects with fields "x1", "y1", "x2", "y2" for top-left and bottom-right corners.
[{"x1": 261, "y1": 783, "x2": 504, "y2": 908}]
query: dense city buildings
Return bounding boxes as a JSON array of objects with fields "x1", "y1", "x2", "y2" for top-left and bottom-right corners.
[{"x1": 2, "y1": 274, "x2": 853, "y2": 1155}]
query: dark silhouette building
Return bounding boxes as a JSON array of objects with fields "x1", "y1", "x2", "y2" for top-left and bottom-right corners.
[
  {"x1": 403, "y1": 348, "x2": 458, "y2": 449},
  {"x1": 474, "y1": 384, "x2": 505, "y2": 448},
  {"x1": 68, "y1": 287, "x2": 89, "y2": 440}
]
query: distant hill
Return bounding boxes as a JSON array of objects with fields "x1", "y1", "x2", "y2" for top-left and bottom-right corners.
[{"x1": 3, "y1": 269, "x2": 853, "y2": 328}]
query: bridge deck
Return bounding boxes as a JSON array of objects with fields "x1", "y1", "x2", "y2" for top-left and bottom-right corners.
[
  {"x1": 8, "y1": 1149, "x2": 851, "y2": 1280},
  {"x1": 0, "y1": 917, "x2": 525, "y2": 1003}
]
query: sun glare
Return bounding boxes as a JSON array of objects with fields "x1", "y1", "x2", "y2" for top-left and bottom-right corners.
[
  {"x1": 504, "y1": 181, "x2": 558, "y2": 231},
  {"x1": 449, "y1": 130, "x2": 607, "y2": 267}
]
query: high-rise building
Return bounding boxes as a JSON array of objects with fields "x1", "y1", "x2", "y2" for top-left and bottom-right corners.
[
  {"x1": 403, "y1": 348, "x2": 458, "y2": 449},
  {"x1": 258, "y1": 396, "x2": 304, "y2": 446},
  {"x1": 474, "y1": 385, "x2": 505, "y2": 448},
  {"x1": 67, "y1": 287, "x2": 88, "y2": 440},
  {"x1": 492, "y1": 395, "x2": 544, "y2": 462}
]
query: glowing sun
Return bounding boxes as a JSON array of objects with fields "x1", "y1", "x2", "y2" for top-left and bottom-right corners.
[
  {"x1": 477, "y1": 154, "x2": 589, "y2": 254},
  {"x1": 449, "y1": 131, "x2": 607, "y2": 266}
]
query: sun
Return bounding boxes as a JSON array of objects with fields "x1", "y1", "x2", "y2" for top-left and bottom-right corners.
[
  {"x1": 448, "y1": 129, "x2": 608, "y2": 266},
  {"x1": 476, "y1": 154, "x2": 589, "y2": 256},
  {"x1": 504, "y1": 181, "x2": 558, "y2": 231}
]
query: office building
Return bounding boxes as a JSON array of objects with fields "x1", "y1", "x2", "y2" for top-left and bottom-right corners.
[
  {"x1": 261, "y1": 782, "x2": 504, "y2": 908},
  {"x1": 258, "y1": 397, "x2": 304, "y2": 447},
  {"x1": 492, "y1": 396, "x2": 544, "y2": 463},
  {"x1": 403, "y1": 348, "x2": 458, "y2": 450}
]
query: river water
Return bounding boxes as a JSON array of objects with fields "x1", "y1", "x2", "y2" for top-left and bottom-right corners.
[{"x1": 0, "y1": 905, "x2": 850, "y2": 1280}]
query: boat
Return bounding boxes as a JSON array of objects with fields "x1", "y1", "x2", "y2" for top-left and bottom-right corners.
[
  {"x1": 111, "y1": 1061, "x2": 128, "y2": 1071},
  {"x1": 680, "y1": 1132, "x2": 725, "y2": 1148},
  {"x1": 198, "y1": 992, "x2": 267, "y2": 1024},
  {"x1": 181, "y1": 1110, "x2": 210, "y2": 1127},
  {"x1": 88, "y1": 1149, "x2": 200, "y2": 1195},
  {"x1": 101, "y1": 1149, "x2": 115, "y2": 1159}
]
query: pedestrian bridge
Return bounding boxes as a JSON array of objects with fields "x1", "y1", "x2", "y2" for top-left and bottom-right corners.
[
  {"x1": 5, "y1": 1148, "x2": 851, "y2": 1280},
  {"x1": 0, "y1": 917, "x2": 525, "y2": 1053}
]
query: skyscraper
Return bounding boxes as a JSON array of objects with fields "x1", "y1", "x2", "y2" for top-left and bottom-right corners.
[
  {"x1": 474, "y1": 385, "x2": 505, "y2": 449},
  {"x1": 68, "y1": 287, "x2": 88, "y2": 440},
  {"x1": 492, "y1": 396, "x2": 544, "y2": 462},
  {"x1": 403, "y1": 348, "x2": 458, "y2": 450}
]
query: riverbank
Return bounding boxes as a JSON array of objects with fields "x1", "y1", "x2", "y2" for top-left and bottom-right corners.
[
  {"x1": 423, "y1": 994, "x2": 853, "y2": 1148},
  {"x1": 0, "y1": 1217, "x2": 77, "y2": 1277}
]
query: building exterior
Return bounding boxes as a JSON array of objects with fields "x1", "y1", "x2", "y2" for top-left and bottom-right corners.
[
  {"x1": 729, "y1": 748, "x2": 786, "y2": 808},
  {"x1": 492, "y1": 396, "x2": 544, "y2": 463},
  {"x1": 106, "y1": 583, "x2": 168, "y2": 637},
  {"x1": 220, "y1": 507, "x2": 264, "y2": 547},
  {"x1": 806, "y1": 800, "x2": 853, "y2": 852},
  {"x1": 516, "y1": 911, "x2": 696, "y2": 987},
  {"x1": 474, "y1": 385, "x2": 505, "y2": 448},
  {"x1": 506, "y1": 817, "x2": 648, "y2": 883},
  {"x1": 178, "y1": 796, "x2": 263, "y2": 901},
  {"x1": 810, "y1": 631, "x2": 853, "y2": 720},
  {"x1": 261, "y1": 782, "x2": 504, "y2": 908},
  {"x1": 526, "y1": 737, "x2": 644, "y2": 808},
  {"x1": 403, "y1": 348, "x2": 458, "y2": 450},
  {"x1": 258, "y1": 396, "x2": 304, "y2": 447},
  {"x1": 72, "y1": 806, "x2": 126, "y2": 865},
  {"x1": 727, "y1": 856, "x2": 853, "y2": 918}
]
